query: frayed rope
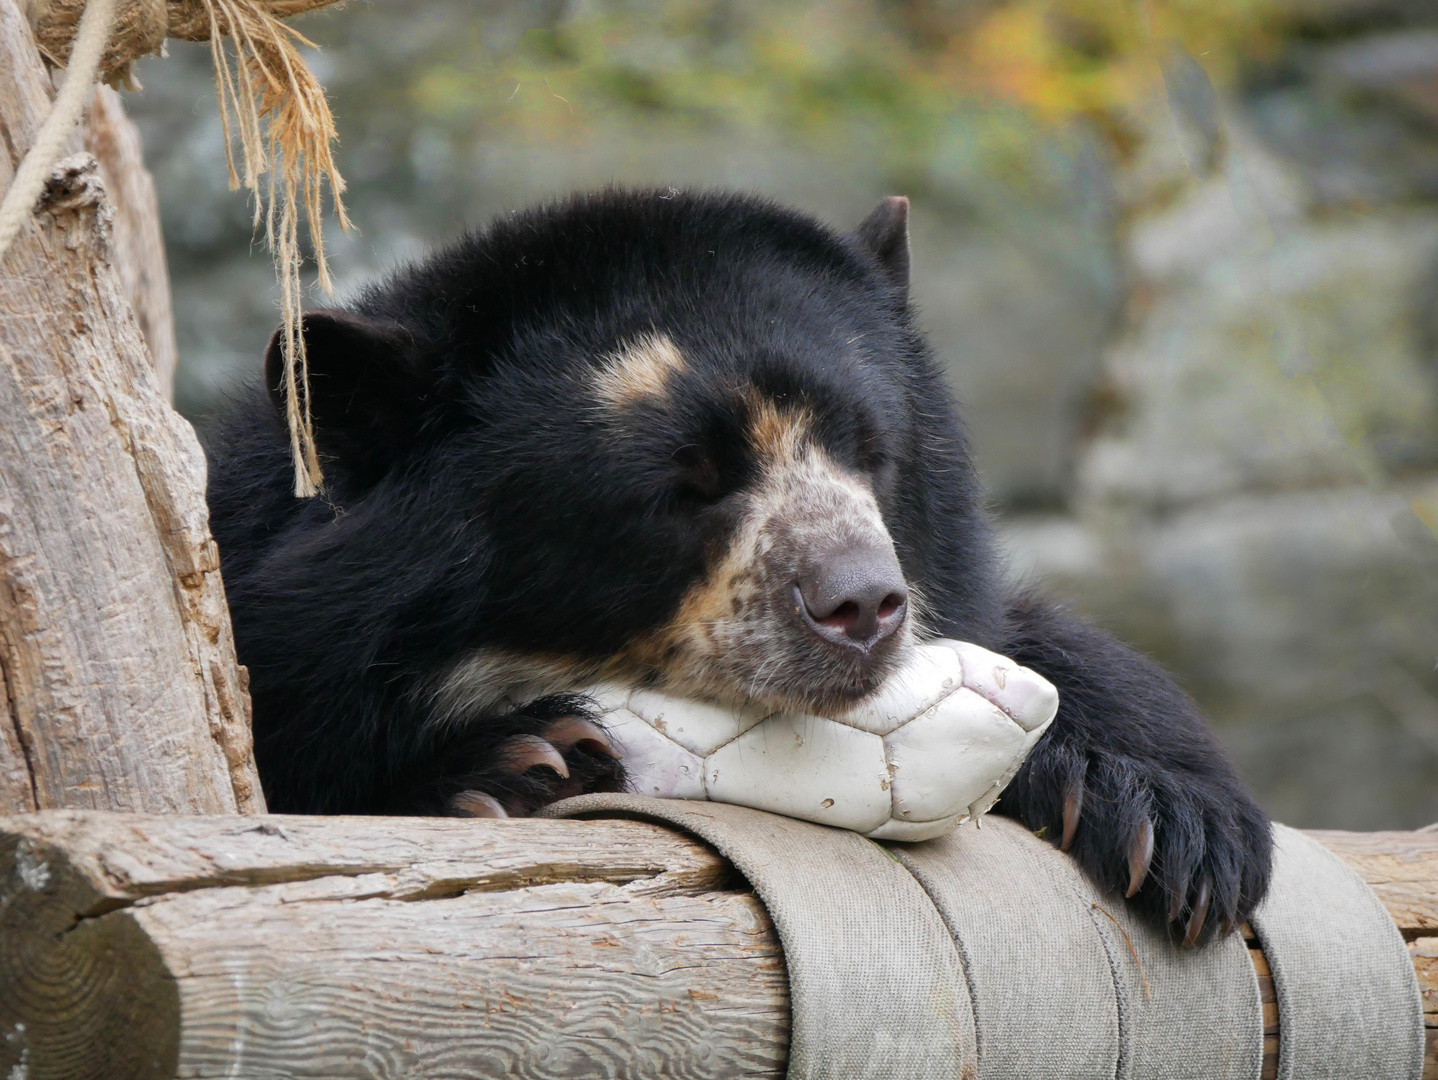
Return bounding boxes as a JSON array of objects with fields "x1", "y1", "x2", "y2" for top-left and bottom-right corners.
[
  {"x1": 12, "y1": 0, "x2": 350, "y2": 498},
  {"x1": 200, "y1": 0, "x2": 350, "y2": 496}
]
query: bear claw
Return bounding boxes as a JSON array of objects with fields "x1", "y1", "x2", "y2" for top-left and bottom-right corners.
[
  {"x1": 1060, "y1": 774, "x2": 1084, "y2": 853},
  {"x1": 498, "y1": 735, "x2": 570, "y2": 779},
  {"x1": 1183, "y1": 878, "x2": 1212, "y2": 947},
  {"x1": 440, "y1": 709, "x2": 627, "y2": 819},
  {"x1": 1127, "y1": 817, "x2": 1154, "y2": 898},
  {"x1": 449, "y1": 791, "x2": 509, "y2": 818},
  {"x1": 542, "y1": 717, "x2": 619, "y2": 759}
]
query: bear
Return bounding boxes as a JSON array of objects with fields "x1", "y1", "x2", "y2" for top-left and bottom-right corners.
[{"x1": 204, "y1": 188, "x2": 1271, "y2": 945}]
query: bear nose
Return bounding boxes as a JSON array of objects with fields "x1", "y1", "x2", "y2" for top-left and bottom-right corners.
[{"x1": 796, "y1": 547, "x2": 909, "y2": 650}]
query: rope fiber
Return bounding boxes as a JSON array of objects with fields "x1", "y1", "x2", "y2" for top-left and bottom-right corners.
[
  {"x1": 0, "y1": 0, "x2": 118, "y2": 264},
  {"x1": 6, "y1": 0, "x2": 349, "y2": 499}
]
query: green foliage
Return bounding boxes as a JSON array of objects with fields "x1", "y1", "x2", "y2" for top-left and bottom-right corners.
[{"x1": 391, "y1": 0, "x2": 1284, "y2": 152}]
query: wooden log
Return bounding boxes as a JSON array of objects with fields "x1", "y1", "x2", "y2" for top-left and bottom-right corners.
[
  {"x1": 1, "y1": 813, "x2": 1434, "y2": 1079},
  {"x1": 0, "y1": 812, "x2": 787, "y2": 1079},
  {"x1": 83, "y1": 84, "x2": 176, "y2": 399},
  {"x1": 0, "y1": 0, "x2": 261, "y2": 814},
  {"x1": 1306, "y1": 829, "x2": 1438, "y2": 937}
]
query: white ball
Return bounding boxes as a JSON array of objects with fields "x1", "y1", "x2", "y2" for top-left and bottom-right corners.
[{"x1": 582, "y1": 639, "x2": 1059, "y2": 842}]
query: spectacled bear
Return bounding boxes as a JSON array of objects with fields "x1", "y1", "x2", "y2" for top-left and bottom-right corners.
[{"x1": 204, "y1": 188, "x2": 1271, "y2": 945}]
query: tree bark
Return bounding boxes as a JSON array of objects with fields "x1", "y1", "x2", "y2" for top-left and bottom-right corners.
[
  {"x1": 0, "y1": 812, "x2": 1432, "y2": 1080},
  {"x1": 0, "y1": 0, "x2": 261, "y2": 814},
  {"x1": 83, "y1": 83, "x2": 176, "y2": 399}
]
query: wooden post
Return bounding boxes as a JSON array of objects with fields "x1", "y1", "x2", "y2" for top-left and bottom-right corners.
[
  {"x1": 0, "y1": 812, "x2": 1432, "y2": 1080},
  {"x1": 83, "y1": 83, "x2": 177, "y2": 399},
  {"x1": 0, "y1": 0, "x2": 261, "y2": 815}
]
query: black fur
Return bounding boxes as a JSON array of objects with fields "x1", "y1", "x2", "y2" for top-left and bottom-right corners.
[{"x1": 205, "y1": 188, "x2": 1270, "y2": 943}]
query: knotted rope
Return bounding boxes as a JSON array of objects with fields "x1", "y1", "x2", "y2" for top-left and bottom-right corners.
[{"x1": 0, "y1": 0, "x2": 119, "y2": 263}]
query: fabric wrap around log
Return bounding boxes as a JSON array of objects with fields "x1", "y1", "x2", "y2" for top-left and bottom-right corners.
[
  {"x1": 546, "y1": 794, "x2": 976, "y2": 1079},
  {"x1": 547, "y1": 794, "x2": 1423, "y2": 1080},
  {"x1": 1249, "y1": 824, "x2": 1425, "y2": 1080}
]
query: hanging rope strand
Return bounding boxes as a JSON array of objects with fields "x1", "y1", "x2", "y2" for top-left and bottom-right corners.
[{"x1": 13, "y1": 0, "x2": 352, "y2": 498}]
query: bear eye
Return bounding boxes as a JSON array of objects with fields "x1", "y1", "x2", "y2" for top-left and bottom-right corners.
[{"x1": 671, "y1": 444, "x2": 725, "y2": 503}]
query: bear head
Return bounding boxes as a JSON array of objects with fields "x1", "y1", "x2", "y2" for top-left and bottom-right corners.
[{"x1": 259, "y1": 189, "x2": 998, "y2": 725}]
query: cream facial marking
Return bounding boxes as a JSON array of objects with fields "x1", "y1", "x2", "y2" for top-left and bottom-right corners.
[
  {"x1": 627, "y1": 394, "x2": 915, "y2": 712},
  {"x1": 593, "y1": 332, "x2": 687, "y2": 408},
  {"x1": 433, "y1": 392, "x2": 913, "y2": 728}
]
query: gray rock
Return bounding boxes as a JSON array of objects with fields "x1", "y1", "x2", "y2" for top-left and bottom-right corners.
[
  {"x1": 1003, "y1": 484, "x2": 1438, "y2": 829},
  {"x1": 1083, "y1": 187, "x2": 1438, "y2": 506}
]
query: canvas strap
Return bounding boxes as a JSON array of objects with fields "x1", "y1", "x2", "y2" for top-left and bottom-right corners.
[
  {"x1": 1249, "y1": 824, "x2": 1425, "y2": 1080},
  {"x1": 544, "y1": 795, "x2": 1421, "y2": 1080}
]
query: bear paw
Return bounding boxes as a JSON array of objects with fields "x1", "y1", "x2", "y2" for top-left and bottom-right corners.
[
  {"x1": 448, "y1": 716, "x2": 625, "y2": 818},
  {"x1": 1010, "y1": 740, "x2": 1273, "y2": 946}
]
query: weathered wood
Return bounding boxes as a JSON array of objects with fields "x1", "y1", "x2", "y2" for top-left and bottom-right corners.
[
  {"x1": 1, "y1": 812, "x2": 1434, "y2": 1079},
  {"x1": 1307, "y1": 829, "x2": 1438, "y2": 937},
  {"x1": 28, "y1": 0, "x2": 351, "y2": 53},
  {"x1": 83, "y1": 83, "x2": 176, "y2": 398},
  {"x1": 0, "y1": 813, "x2": 787, "y2": 1079},
  {"x1": 0, "y1": 0, "x2": 261, "y2": 814},
  {"x1": 1244, "y1": 928, "x2": 1279, "y2": 1080}
]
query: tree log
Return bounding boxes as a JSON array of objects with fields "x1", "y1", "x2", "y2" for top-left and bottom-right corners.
[
  {"x1": 83, "y1": 83, "x2": 176, "y2": 398},
  {"x1": 0, "y1": 813, "x2": 787, "y2": 1079},
  {"x1": 0, "y1": 0, "x2": 261, "y2": 815},
  {"x1": 0, "y1": 812, "x2": 1432, "y2": 1080}
]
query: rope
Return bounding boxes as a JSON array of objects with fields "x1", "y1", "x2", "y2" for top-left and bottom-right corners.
[
  {"x1": 12, "y1": 0, "x2": 348, "y2": 498},
  {"x1": 0, "y1": 0, "x2": 119, "y2": 265}
]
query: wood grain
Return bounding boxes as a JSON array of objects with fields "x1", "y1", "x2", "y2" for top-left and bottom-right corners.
[
  {"x1": 0, "y1": 0, "x2": 260, "y2": 815},
  {"x1": 1243, "y1": 927, "x2": 1279, "y2": 1080},
  {"x1": 2, "y1": 813, "x2": 1437, "y2": 1078},
  {"x1": 1306, "y1": 830, "x2": 1438, "y2": 937},
  {"x1": 0, "y1": 811, "x2": 737, "y2": 902},
  {"x1": 83, "y1": 84, "x2": 176, "y2": 398},
  {"x1": 2, "y1": 815, "x2": 1435, "y2": 1078},
  {"x1": 153, "y1": 878, "x2": 786, "y2": 1079},
  {"x1": 0, "y1": 813, "x2": 786, "y2": 1080}
]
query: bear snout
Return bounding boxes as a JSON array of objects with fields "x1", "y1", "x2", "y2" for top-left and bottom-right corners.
[{"x1": 794, "y1": 544, "x2": 908, "y2": 652}]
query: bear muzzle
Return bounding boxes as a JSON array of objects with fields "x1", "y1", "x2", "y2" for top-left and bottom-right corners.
[{"x1": 794, "y1": 543, "x2": 909, "y2": 653}]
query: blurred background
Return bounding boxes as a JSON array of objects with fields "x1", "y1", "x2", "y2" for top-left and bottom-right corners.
[{"x1": 124, "y1": 0, "x2": 1438, "y2": 829}]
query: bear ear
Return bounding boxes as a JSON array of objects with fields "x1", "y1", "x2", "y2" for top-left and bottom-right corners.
[
  {"x1": 852, "y1": 195, "x2": 911, "y2": 294},
  {"x1": 264, "y1": 309, "x2": 430, "y2": 481}
]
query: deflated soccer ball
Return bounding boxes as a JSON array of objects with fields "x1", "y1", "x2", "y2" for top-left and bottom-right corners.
[{"x1": 582, "y1": 639, "x2": 1059, "y2": 841}]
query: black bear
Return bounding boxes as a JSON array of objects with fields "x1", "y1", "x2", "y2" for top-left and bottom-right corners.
[{"x1": 205, "y1": 188, "x2": 1271, "y2": 944}]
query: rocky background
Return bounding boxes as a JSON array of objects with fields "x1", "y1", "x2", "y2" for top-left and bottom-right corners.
[{"x1": 124, "y1": 0, "x2": 1438, "y2": 828}]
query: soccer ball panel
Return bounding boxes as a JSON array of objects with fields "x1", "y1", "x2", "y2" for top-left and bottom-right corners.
[
  {"x1": 945, "y1": 641, "x2": 1060, "y2": 733},
  {"x1": 578, "y1": 684, "x2": 633, "y2": 715},
  {"x1": 834, "y1": 644, "x2": 963, "y2": 735},
  {"x1": 705, "y1": 714, "x2": 891, "y2": 833},
  {"x1": 884, "y1": 688, "x2": 1029, "y2": 821},
  {"x1": 865, "y1": 813, "x2": 964, "y2": 842},
  {"x1": 601, "y1": 708, "x2": 707, "y2": 799},
  {"x1": 592, "y1": 638, "x2": 1058, "y2": 840},
  {"x1": 626, "y1": 690, "x2": 769, "y2": 756}
]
